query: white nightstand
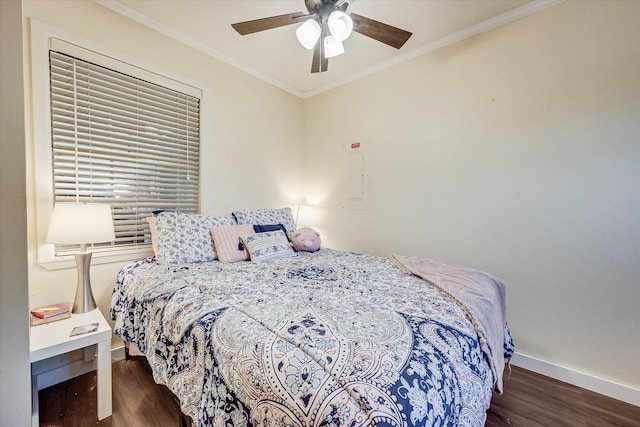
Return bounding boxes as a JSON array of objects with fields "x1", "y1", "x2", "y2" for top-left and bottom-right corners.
[{"x1": 30, "y1": 308, "x2": 112, "y2": 426}]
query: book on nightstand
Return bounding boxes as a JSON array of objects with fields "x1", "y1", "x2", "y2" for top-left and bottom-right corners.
[{"x1": 30, "y1": 302, "x2": 71, "y2": 326}]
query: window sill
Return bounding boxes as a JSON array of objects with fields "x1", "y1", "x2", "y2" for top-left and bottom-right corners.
[{"x1": 38, "y1": 247, "x2": 154, "y2": 271}]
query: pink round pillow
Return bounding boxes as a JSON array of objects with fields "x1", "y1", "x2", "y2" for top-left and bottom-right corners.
[{"x1": 289, "y1": 227, "x2": 321, "y2": 252}]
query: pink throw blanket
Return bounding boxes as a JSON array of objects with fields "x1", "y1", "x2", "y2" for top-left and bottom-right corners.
[{"x1": 389, "y1": 254, "x2": 507, "y2": 393}]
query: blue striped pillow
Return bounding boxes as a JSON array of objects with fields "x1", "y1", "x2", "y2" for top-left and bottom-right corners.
[{"x1": 240, "y1": 230, "x2": 295, "y2": 262}]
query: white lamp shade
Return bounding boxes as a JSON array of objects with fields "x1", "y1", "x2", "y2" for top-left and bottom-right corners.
[
  {"x1": 295, "y1": 204, "x2": 317, "y2": 228},
  {"x1": 324, "y1": 35, "x2": 345, "y2": 58},
  {"x1": 296, "y1": 19, "x2": 321, "y2": 50},
  {"x1": 327, "y1": 11, "x2": 353, "y2": 42},
  {"x1": 46, "y1": 203, "x2": 116, "y2": 245}
]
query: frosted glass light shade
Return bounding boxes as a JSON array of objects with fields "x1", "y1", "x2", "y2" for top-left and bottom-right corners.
[
  {"x1": 296, "y1": 19, "x2": 321, "y2": 49},
  {"x1": 46, "y1": 203, "x2": 116, "y2": 246},
  {"x1": 327, "y1": 11, "x2": 353, "y2": 42},
  {"x1": 324, "y1": 35, "x2": 344, "y2": 58}
]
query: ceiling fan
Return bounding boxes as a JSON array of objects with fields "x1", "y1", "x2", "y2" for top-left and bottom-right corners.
[{"x1": 231, "y1": 0, "x2": 412, "y2": 73}]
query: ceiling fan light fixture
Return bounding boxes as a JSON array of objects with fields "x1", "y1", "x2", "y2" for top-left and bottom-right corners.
[
  {"x1": 324, "y1": 35, "x2": 344, "y2": 58},
  {"x1": 230, "y1": 1, "x2": 413, "y2": 74},
  {"x1": 296, "y1": 19, "x2": 321, "y2": 50},
  {"x1": 327, "y1": 10, "x2": 353, "y2": 42}
]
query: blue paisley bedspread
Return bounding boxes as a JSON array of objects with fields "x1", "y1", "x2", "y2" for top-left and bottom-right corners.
[{"x1": 110, "y1": 248, "x2": 514, "y2": 427}]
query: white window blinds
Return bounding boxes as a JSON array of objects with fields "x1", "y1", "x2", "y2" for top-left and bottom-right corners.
[{"x1": 49, "y1": 49, "x2": 200, "y2": 252}]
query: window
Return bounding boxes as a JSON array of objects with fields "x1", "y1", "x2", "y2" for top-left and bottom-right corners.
[{"x1": 47, "y1": 40, "x2": 200, "y2": 255}]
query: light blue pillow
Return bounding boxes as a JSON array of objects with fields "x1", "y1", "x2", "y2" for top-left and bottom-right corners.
[
  {"x1": 155, "y1": 211, "x2": 236, "y2": 264},
  {"x1": 240, "y1": 230, "x2": 296, "y2": 262}
]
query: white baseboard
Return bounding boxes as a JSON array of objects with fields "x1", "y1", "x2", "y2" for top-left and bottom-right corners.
[
  {"x1": 511, "y1": 352, "x2": 640, "y2": 407},
  {"x1": 111, "y1": 344, "x2": 126, "y2": 362}
]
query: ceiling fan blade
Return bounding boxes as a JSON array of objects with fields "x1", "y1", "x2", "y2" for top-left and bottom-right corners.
[
  {"x1": 350, "y1": 13, "x2": 412, "y2": 49},
  {"x1": 311, "y1": 38, "x2": 328, "y2": 73},
  {"x1": 232, "y1": 12, "x2": 309, "y2": 35}
]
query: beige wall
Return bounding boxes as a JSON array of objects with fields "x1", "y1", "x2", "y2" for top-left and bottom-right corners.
[
  {"x1": 1, "y1": 0, "x2": 31, "y2": 424},
  {"x1": 22, "y1": 0, "x2": 304, "y2": 321},
  {"x1": 302, "y1": 0, "x2": 640, "y2": 390}
]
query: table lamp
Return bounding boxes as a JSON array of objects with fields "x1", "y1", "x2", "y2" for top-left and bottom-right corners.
[{"x1": 46, "y1": 202, "x2": 116, "y2": 313}]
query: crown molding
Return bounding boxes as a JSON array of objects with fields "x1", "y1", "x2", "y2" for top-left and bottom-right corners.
[
  {"x1": 95, "y1": 0, "x2": 563, "y2": 99},
  {"x1": 94, "y1": 0, "x2": 305, "y2": 98},
  {"x1": 302, "y1": 0, "x2": 564, "y2": 98}
]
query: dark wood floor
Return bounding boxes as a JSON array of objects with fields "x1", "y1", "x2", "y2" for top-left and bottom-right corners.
[
  {"x1": 39, "y1": 358, "x2": 640, "y2": 426},
  {"x1": 485, "y1": 367, "x2": 639, "y2": 427},
  {"x1": 39, "y1": 357, "x2": 182, "y2": 427}
]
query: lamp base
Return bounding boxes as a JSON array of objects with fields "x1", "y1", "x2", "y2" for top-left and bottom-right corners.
[{"x1": 73, "y1": 252, "x2": 97, "y2": 314}]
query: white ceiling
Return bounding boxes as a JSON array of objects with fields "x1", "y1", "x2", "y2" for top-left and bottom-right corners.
[{"x1": 97, "y1": 0, "x2": 560, "y2": 98}]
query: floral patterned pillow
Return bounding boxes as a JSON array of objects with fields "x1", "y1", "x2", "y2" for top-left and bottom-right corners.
[
  {"x1": 240, "y1": 230, "x2": 296, "y2": 262},
  {"x1": 232, "y1": 207, "x2": 296, "y2": 233},
  {"x1": 155, "y1": 211, "x2": 236, "y2": 264}
]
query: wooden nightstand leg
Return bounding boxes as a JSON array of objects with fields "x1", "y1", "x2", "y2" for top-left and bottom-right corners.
[{"x1": 96, "y1": 338, "x2": 112, "y2": 420}]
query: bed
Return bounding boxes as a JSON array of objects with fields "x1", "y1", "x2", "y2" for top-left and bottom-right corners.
[{"x1": 110, "y1": 209, "x2": 513, "y2": 427}]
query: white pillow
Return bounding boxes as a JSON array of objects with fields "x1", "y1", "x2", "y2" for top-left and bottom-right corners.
[{"x1": 240, "y1": 230, "x2": 296, "y2": 262}]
